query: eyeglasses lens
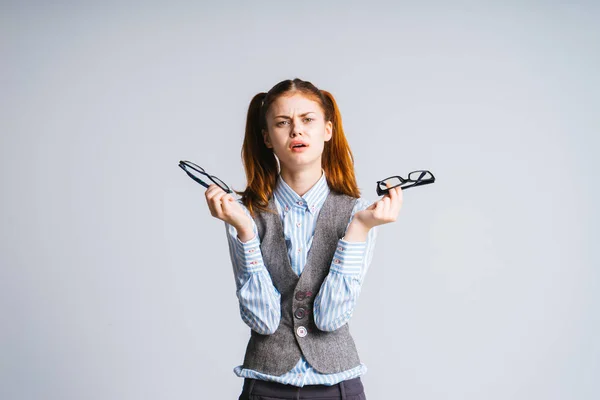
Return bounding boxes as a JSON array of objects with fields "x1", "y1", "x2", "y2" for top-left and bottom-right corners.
[
  {"x1": 379, "y1": 177, "x2": 403, "y2": 190},
  {"x1": 408, "y1": 171, "x2": 433, "y2": 182}
]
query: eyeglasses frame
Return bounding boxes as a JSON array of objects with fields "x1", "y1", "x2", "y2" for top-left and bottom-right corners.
[
  {"x1": 178, "y1": 160, "x2": 233, "y2": 194},
  {"x1": 376, "y1": 170, "x2": 435, "y2": 196}
]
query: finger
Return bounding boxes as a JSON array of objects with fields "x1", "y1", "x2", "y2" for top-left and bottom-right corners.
[
  {"x1": 388, "y1": 184, "x2": 396, "y2": 200},
  {"x1": 205, "y1": 185, "x2": 219, "y2": 213},
  {"x1": 380, "y1": 181, "x2": 392, "y2": 199},
  {"x1": 396, "y1": 186, "x2": 403, "y2": 204},
  {"x1": 205, "y1": 184, "x2": 220, "y2": 200},
  {"x1": 387, "y1": 186, "x2": 397, "y2": 216},
  {"x1": 390, "y1": 187, "x2": 402, "y2": 216},
  {"x1": 381, "y1": 196, "x2": 391, "y2": 217},
  {"x1": 212, "y1": 190, "x2": 228, "y2": 211},
  {"x1": 206, "y1": 184, "x2": 226, "y2": 202},
  {"x1": 207, "y1": 187, "x2": 232, "y2": 216},
  {"x1": 206, "y1": 188, "x2": 226, "y2": 215},
  {"x1": 221, "y1": 193, "x2": 236, "y2": 210},
  {"x1": 374, "y1": 198, "x2": 384, "y2": 214}
]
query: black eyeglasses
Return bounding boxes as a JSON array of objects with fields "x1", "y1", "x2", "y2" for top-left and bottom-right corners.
[
  {"x1": 178, "y1": 160, "x2": 233, "y2": 194},
  {"x1": 376, "y1": 170, "x2": 435, "y2": 196}
]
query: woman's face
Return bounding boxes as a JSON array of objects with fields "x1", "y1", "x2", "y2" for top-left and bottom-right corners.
[{"x1": 262, "y1": 93, "x2": 332, "y2": 170}]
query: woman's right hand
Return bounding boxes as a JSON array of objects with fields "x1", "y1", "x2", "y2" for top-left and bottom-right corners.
[{"x1": 205, "y1": 184, "x2": 252, "y2": 232}]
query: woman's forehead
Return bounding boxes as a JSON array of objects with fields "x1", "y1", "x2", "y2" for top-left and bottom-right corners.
[{"x1": 269, "y1": 93, "x2": 321, "y2": 115}]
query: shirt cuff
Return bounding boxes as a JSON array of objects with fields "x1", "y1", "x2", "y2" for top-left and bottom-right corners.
[
  {"x1": 234, "y1": 232, "x2": 265, "y2": 273},
  {"x1": 330, "y1": 238, "x2": 367, "y2": 276}
]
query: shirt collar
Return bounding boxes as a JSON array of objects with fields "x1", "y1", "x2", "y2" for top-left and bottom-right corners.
[{"x1": 274, "y1": 168, "x2": 329, "y2": 216}]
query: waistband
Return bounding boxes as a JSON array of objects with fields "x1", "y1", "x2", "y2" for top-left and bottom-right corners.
[{"x1": 241, "y1": 376, "x2": 364, "y2": 399}]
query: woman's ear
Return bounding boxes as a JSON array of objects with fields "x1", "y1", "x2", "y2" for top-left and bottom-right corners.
[{"x1": 324, "y1": 121, "x2": 333, "y2": 142}]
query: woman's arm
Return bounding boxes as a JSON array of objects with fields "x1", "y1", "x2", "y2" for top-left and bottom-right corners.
[
  {"x1": 224, "y1": 202, "x2": 281, "y2": 335},
  {"x1": 313, "y1": 198, "x2": 378, "y2": 332}
]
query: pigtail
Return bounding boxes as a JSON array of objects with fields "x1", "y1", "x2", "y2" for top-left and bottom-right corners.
[
  {"x1": 320, "y1": 90, "x2": 361, "y2": 199},
  {"x1": 234, "y1": 92, "x2": 279, "y2": 218}
]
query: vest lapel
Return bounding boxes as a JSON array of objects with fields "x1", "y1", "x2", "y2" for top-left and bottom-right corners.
[
  {"x1": 296, "y1": 191, "x2": 340, "y2": 287},
  {"x1": 258, "y1": 190, "x2": 336, "y2": 284},
  {"x1": 257, "y1": 196, "x2": 301, "y2": 293}
]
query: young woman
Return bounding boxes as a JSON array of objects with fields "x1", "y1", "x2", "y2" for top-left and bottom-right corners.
[{"x1": 204, "y1": 78, "x2": 402, "y2": 400}]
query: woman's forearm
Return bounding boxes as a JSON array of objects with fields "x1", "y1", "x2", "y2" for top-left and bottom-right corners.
[
  {"x1": 235, "y1": 217, "x2": 256, "y2": 243},
  {"x1": 343, "y1": 220, "x2": 371, "y2": 242}
]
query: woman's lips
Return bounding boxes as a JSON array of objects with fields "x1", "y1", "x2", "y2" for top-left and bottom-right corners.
[{"x1": 291, "y1": 145, "x2": 309, "y2": 153}]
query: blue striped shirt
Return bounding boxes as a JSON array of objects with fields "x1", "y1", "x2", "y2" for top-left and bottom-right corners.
[{"x1": 224, "y1": 168, "x2": 378, "y2": 387}]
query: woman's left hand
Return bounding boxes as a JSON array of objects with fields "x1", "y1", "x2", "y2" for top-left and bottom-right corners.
[{"x1": 352, "y1": 185, "x2": 403, "y2": 230}]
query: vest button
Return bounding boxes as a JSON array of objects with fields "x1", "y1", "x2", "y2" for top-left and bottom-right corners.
[
  {"x1": 296, "y1": 326, "x2": 308, "y2": 337},
  {"x1": 295, "y1": 291, "x2": 306, "y2": 301},
  {"x1": 294, "y1": 307, "x2": 307, "y2": 319}
]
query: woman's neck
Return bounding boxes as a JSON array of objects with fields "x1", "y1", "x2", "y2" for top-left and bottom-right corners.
[{"x1": 280, "y1": 165, "x2": 323, "y2": 197}]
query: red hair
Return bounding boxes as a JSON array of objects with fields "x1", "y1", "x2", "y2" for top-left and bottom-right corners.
[{"x1": 233, "y1": 78, "x2": 361, "y2": 218}]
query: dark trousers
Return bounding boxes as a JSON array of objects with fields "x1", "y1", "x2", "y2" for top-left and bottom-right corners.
[{"x1": 237, "y1": 376, "x2": 367, "y2": 399}]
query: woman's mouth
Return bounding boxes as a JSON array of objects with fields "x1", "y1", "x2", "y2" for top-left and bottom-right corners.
[{"x1": 291, "y1": 144, "x2": 309, "y2": 152}]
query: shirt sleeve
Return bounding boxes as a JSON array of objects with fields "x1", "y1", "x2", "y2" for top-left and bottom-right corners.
[
  {"x1": 224, "y1": 200, "x2": 281, "y2": 335},
  {"x1": 313, "y1": 197, "x2": 378, "y2": 332}
]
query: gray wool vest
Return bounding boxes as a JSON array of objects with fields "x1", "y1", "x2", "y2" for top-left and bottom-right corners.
[{"x1": 241, "y1": 190, "x2": 362, "y2": 376}]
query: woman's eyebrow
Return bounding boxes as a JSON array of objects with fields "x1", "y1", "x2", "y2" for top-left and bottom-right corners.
[{"x1": 274, "y1": 112, "x2": 316, "y2": 119}]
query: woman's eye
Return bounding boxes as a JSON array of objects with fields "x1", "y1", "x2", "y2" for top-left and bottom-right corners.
[{"x1": 276, "y1": 118, "x2": 312, "y2": 126}]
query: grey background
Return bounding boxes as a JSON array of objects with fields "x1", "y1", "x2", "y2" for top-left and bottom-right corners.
[{"x1": 1, "y1": 1, "x2": 598, "y2": 399}]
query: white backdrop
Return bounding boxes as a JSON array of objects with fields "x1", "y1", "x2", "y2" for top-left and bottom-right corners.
[{"x1": 1, "y1": 1, "x2": 598, "y2": 399}]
